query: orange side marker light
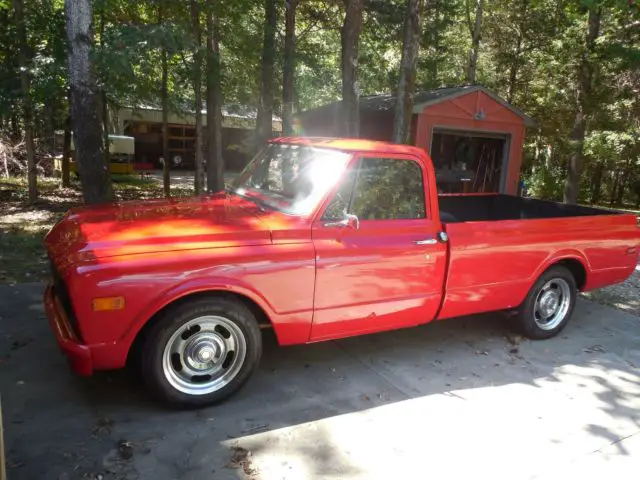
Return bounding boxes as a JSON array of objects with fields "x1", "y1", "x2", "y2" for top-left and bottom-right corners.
[{"x1": 92, "y1": 296, "x2": 125, "y2": 312}]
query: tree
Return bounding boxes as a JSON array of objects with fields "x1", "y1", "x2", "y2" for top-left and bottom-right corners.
[
  {"x1": 98, "y1": 4, "x2": 110, "y2": 178},
  {"x1": 13, "y1": 0, "x2": 37, "y2": 201},
  {"x1": 282, "y1": 0, "x2": 299, "y2": 136},
  {"x1": 341, "y1": 0, "x2": 365, "y2": 137},
  {"x1": 61, "y1": 113, "x2": 71, "y2": 188},
  {"x1": 505, "y1": 0, "x2": 527, "y2": 103},
  {"x1": 190, "y1": 0, "x2": 205, "y2": 194},
  {"x1": 65, "y1": 0, "x2": 111, "y2": 204},
  {"x1": 0, "y1": 0, "x2": 636, "y2": 211},
  {"x1": 393, "y1": 0, "x2": 424, "y2": 143},
  {"x1": 465, "y1": 0, "x2": 483, "y2": 84},
  {"x1": 256, "y1": 0, "x2": 277, "y2": 147},
  {"x1": 158, "y1": 4, "x2": 171, "y2": 197},
  {"x1": 206, "y1": 2, "x2": 223, "y2": 192},
  {"x1": 563, "y1": 4, "x2": 601, "y2": 204}
]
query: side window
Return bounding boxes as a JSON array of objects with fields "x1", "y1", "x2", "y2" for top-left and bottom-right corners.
[
  {"x1": 351, "y1": 157, "x2": 426, "y2": 220},
  {"x1": 321, "y1": 165, "x2": 357, "y2": 220}
]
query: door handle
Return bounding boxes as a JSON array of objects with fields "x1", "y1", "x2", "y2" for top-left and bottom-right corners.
[{"x1": 414, "y1": 238, "x2": 438, "y2": 245}]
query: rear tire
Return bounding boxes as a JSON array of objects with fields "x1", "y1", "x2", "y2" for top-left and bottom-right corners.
[
  {"x1": 514, "y1": 265, "x2": 577, "y2": 339},
  {"x1": 140, "y1": 296, "x2": 262, "y2": 408}
]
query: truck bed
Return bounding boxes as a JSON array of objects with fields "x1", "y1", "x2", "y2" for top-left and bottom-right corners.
[
  {"x1": 439, "y1": 194, "x2": 621, "y2": 223},
  {"x1": 436, "y1": 194, "x2": 638, "y2": 321}
]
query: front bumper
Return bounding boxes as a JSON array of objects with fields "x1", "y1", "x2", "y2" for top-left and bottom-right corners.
[{"x1": 44, "y1": 283, "x2": 93, "y2": 376}]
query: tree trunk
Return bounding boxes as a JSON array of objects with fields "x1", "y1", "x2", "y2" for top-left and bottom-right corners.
[
  {"x1": 429, "y1": 0, "x2": 440, "y2": 86},
  {"x1": 101, "y1": 92, "x2": 110, "y2": 166},
  {"x1": 393, "y1": 0, "x2": 423, "y2": 144},
  {"x1": 159, "y1": 6, "x2": 170, "y2": 197},
  {"x1": 590, "y1": 163, "x2": 602, "y2": 205},
  {"x1": 465, "y1": 0, "x2": 483, "y2": 84},
  {"x1": 10, "y1": 114, "x2": 20, "y2": 141},
  {"x1": 615, "y1": 163, "x2": 629, "y2": 206},
  {"x1": 65, "y1": 0, "x2": 111, "y2": 204},
  {"x1": 206, "y1": 3, "x2": 224, "y2": 192},
  {"x1": 282, "y1": 0, "x2": 298, "y2": 136},
  {"x1": 62, "y1": 114, "x2": 71, "y2": 187},
  {"x1": 341, "y1": 0, "x2": 364, "y2": 137},
  {"x1": 161, "y1": 50, "x2": 170, "y2": 197},
  {"x1": 13, "y1": 0, "x2": 37, "y2": 201},
  {"x1": 44, "y1": 103, "x2": 56, "y2": 157},
  {"x1": 563, "y1": 6, "x2": 601, "y2": 204},
  {"x1": 507, "y1": 0, "x2": 528, "y2": 104},
  {"x1": 506, "y1": 39, "x2": 521, "y2": 103},
  {"x1": 99, "y1": 8, "x2": 110, "y2": 172},
  {"x1": 190, "y1": 0, "x2": 205, "y2": 195},
  {"x1": 256, "y1": 0, "x2": 277, "y2": 147},
  {"x1": 609, "y1": 172, "x2": 619, "y2": 206}
]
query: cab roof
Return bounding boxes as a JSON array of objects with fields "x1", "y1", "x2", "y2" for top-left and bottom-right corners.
[{"x1": 269, "y1": 137, "x2": 426, "y2": 157}]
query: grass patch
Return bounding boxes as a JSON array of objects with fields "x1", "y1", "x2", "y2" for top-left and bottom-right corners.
[
  {"x1": 0, "y1": 225, "x2": 52, "y2": 284},
  {"x1": 0, "y1": 175, "x2": 195, "y2": 284},
  {"x1": 110, "y1": 173, "x2": 156, "y2": 186}
]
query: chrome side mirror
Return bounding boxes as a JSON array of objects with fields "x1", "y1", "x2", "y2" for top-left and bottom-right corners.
[
  {"x1": 323, "y1": 212, "x2": 360, "y2": 230},
  {"x1": 345, "y1": 213, "x2": 360, "y2": 230}
]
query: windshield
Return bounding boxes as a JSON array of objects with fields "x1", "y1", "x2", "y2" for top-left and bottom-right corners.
[{"x1": 230, "y1": 144, "x2": 352, "y2": 215}]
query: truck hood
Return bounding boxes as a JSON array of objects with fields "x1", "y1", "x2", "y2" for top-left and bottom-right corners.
[{"x1": 45, "y1": 193, "x2": 272, "y2": 267}]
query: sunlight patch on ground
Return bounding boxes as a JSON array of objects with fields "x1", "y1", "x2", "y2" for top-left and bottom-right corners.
[
  {"x1": 1, "y1": 209, "x2": 57, "y2": 230},
  {"x1": 224, "y1": 360, "x2": 640, "y2": 480}
]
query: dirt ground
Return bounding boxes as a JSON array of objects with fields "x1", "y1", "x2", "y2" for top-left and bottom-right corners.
[
  {"x1": 0, "y1": 176, "x2": 193, "y2": 284},
  {"x1": 1, "y1": 283, "x2": 640, "y2": 479}
]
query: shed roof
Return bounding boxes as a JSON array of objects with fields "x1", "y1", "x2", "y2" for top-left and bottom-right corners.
[
  {"x1": 269, "y1": 136, "x2": 425, "y2": 156},
  {"x1": 297, "y1": 85, "x2": 535, "y2": 127}
]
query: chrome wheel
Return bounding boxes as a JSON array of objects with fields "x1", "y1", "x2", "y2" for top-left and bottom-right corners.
[
  {"x1": 533, "y1": 278, "x2": 572, "y2": 331},
  {"x1": 162, "y1": 316, "x2": 247, "y2": 395}
]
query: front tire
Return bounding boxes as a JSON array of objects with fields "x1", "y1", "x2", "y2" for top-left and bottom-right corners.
[
  {"x1": 514, "y1": 265, "x2": 577, "y2": 339},
  {"x1": 140, "y1": 296, "x2": 262, "y2": 408}
]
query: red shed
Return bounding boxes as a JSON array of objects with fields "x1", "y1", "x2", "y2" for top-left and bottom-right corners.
[{"x1": 296, "y1": 85, "x2": 535, "y2": 195}]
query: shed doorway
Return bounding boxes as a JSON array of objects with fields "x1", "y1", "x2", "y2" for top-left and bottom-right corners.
[{"x1": 430, "y1": 129, "x2": 508, "y2": 193}]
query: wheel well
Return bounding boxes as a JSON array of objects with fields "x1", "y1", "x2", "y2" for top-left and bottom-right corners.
[
  {"x1": 554, "y1": 258, "x2": 587, "y2": 290},
  {"x1": 126, "y1": 290, "x2": 272, "y2": 367}
]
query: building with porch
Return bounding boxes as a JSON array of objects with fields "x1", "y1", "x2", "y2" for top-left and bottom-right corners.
[{"x1": 111, "y1": 104, "x2": 282, "y2": 172}]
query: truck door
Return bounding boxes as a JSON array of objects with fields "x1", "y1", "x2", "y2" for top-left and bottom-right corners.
[{"x1": 310, "y1": 154, "x2": 447, "y2": 341}]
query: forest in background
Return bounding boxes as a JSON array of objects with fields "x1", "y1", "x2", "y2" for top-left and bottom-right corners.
[{"x1": 1, "y1": 0, "x2": 639, "y2": 207}]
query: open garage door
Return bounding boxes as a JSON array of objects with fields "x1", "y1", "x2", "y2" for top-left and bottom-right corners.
[{"x1": 431, "y1": 129, "x2": 509, "y2": 194}]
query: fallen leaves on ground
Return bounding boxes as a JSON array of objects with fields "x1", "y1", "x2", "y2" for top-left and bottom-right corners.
[
  {"x1": 584, "y1": 344, "x2": 606, "y2": 354},
  {"x1": 227, "y1": 445, "x2": 259, "y2": 477},
  {"x1": 92, "y1": 416, "x2": 115, "y2": 436},
  {"x1": 241, "y1": 424, "x2": 270, "y2": 435},
  {"x1": 506, "y1": 334, "x2": 523, "y2": 346},
  {"x1": 10, "y1": 337, "x2": 33, "y2": 350},
  {"x1": 117, "y1": 440, "x2": 134, "y2": 460}
]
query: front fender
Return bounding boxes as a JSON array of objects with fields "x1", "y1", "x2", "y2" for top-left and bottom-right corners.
[{"x1": 119, "y1": 276, "x2": 277, "y2": 347}]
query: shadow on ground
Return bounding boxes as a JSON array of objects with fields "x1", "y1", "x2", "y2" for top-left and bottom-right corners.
[{"x1": 1, "y1": 283, "x2": 639, "y2": 479}]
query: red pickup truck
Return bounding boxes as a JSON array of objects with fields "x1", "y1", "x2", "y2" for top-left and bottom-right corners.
[{"x1": 44, "y1": 138, "x2": 639, "y2": 407}]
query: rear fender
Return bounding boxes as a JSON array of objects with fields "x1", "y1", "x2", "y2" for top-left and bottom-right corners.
[{"x1": 529, "y1": 250, "x2": 590, "y2": 291}]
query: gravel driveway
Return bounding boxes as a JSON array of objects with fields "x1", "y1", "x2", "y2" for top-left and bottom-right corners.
[{"x1": 584, "y1": 264, "x2": 640, "y2": 316}]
